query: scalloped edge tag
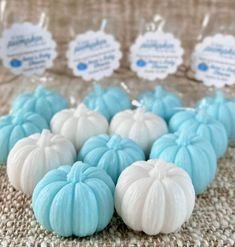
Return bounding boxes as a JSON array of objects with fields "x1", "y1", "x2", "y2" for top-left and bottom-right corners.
[
  {"x1": 66, "y1": 31, "x2": 122, "y2": 81},
  {"x1": 191, "y1": 34, "x2": 235, "y2": 88},
  {"x1": 130, "y1": 31, "x2": 184, "y2": 80},
  {"x1": 0, "y1": 22, "x2": 57, "y2": 77}
]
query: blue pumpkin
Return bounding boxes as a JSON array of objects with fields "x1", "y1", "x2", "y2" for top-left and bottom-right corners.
[
  {"x1": 83, "y1": 84, "x2": 131, "y2": 121},
  {"x1": 0, "y1": 110, "x2": 48, "y2": 164},
  {"x1": 78, "y1": 134, "x2": 145, "y2": 183},
  {"x1": 150, "y1": 131, "x2": 217, "y2": 194},
  {"x1": 12, "y1": 86, "x2": 69, "y2": 123},
  {"x1": 32, "y1": 162, "x2": 115, "y2": 237},
  {"x1": 197, "y1": 91, "x2": 235, "y2": 144},
  {"x1": 169, "y1": 109, "x2": 228, "y2": 158},
  {"x1": 138, "y1": 85, "x2": 183, "y2": 122}
]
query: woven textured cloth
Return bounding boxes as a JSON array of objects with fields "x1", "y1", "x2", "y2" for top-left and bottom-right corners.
[
  {"x1": 0, "y1": 147, "x2": 234, "y2": 246},
  {"x1": 0, "y1": 74, "x2": 235, "y2": 246}
]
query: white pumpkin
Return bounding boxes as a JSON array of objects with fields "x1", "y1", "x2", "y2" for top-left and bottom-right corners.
[
  {"x1": 7, "y1": 129, "x2": 76, "y2": 195},
  {"x1": 51, "y1": 103, "x2": 109, "y2": 150},
  {"x1": 115, "y1": 159, "x2": 195, "y2": 235},
  {"x1": 109, "y1": 108, "x2": 168, "y2": 154}
]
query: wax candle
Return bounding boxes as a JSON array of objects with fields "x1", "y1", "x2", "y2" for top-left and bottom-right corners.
[
  {"x1": 115, "y1": 159, "x2": 195, "y2": 235},
  {"x1": 32, "y1": 161, "x2": 115, "y2": 237},
  {"x1": 110, "y1": 108, "x2": 168, "y2": 155}
]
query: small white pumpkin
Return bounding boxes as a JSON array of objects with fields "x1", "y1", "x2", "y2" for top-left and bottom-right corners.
[
  {"x1": 51, "y1": 103, "x2": 109, "y2": 150},
  {"x1": 109, "y1": 108, "x2": 168, "y2": 154},
  {"x1": 7, "y1": 129, "x2": 76, "y2": 195},
  {"x1": 115, "y1": 159, "x2": 195, "y2": 235}
]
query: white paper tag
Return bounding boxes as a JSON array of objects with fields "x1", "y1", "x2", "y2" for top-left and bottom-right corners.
[
  {"x1": 67, "y1": 31, "x2": 122, "y2": 81},
  {"x1": 130, "y1": 31, "x2": 184, "y2": 80},
  {"x1": 0, "y1": 22, "x2": 57, "y2": 76},
  {"x1": 192, "y1": 34, "x2": 235, "y2": 88}
]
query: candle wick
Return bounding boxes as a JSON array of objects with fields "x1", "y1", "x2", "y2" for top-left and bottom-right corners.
[{"x1": 100, "y1": 19, "x2": 107, "y2": 32}]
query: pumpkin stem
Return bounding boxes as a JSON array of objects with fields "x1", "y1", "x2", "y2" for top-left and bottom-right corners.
[
  {"x1": 134, "y1": 108, "x2": 145, "y2": 121},
  {"x1": 37, "y1": 129, "x2": 51, "y2": 147},
  {"x1": 196, "y1": 109, "x2": 210, "y2": 123},
  {"x1": 67, "y1": 162, "x2": 84, "y2": 182},
  {"x1": 107, "y1": 135, "x2": 122, "y2": 149},
  {"x1": 154, "y1": 86, "x2": 165, "y2": 98},
  {"x1": 12, "y1": 111, "x2": 25, "y2": 124},
  {"x1": 74, "y1": 103, "x2": 88, "y2": 116},
  {"x1": 177, "y1": 130, "x2": 193, "y2": 146},
  {"x1": 215, "y1": 91, "x2": 225, "y2": 103},
  {"x1": 149, "y1": 163, "x2": 168, "y2": 179},
  {"x1": 198, "y1": 99, "x2": 208, "y2": 108},
  {"x1": 35, "y1": 85, "x2": 45, "y2": 96},
  {"x1": 94, "y1": 84, "x2": 104, "y2": 95}
]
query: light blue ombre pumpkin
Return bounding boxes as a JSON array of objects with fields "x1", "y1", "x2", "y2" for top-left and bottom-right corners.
[
  {"x1": 12, "y1": 86, "x2": 69, "y2": 123},
  {"x1": 197, "y1": 91, "x2": 235, "y2": 144},
  {"x1": 83, "y1": 84, "x2": 131, "y2": 121},
  {"x1": 169, "y1": 109, "x2": 228, "y2": 158},
  {"x1": 150, "y1": 131, "x2": 217, "y2": 194},
  {"x1": 32, "y1": 162, "x2": 115, "y2": 237},
  {"x1": 138, "y1": 85, "x2": 183, "y2": 122},
  {"x1": 78, "y1": 134, "x2": 145, "y2": 183},
  {"x1": 0, "y1": 110, "x2": 48, "y2": 164}
]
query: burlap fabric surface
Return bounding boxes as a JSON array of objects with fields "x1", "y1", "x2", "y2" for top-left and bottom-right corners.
[{"x1": 0, "y1": 0, "x2": 235, "y2": 246}]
